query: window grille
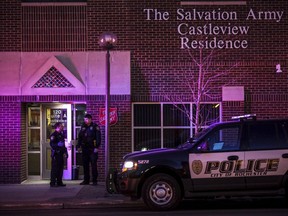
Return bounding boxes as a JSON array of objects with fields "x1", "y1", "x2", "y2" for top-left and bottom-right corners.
[
  {"x1": 32, "y1": 66, "x2": 74, "y2": 88},
  {"x1": 22, "y1": 4, "x2": 86, "y2": 51}
]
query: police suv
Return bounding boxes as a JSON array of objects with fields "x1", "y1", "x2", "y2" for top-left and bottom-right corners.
[{"x1": 110, "y1": 115, "x2": 288, "y2": 210}]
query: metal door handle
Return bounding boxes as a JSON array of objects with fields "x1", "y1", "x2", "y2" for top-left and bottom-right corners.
[
  {"x1": 282, "y1": 153, "x2": 288, "y2": 158},
  {"x1": 228, "y1": 155, "x2": 239, "y2": 160}
]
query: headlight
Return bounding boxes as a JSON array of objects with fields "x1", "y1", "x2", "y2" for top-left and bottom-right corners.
[{"x1": 122, "y1": 160, "x2": 138, "y2": 172}]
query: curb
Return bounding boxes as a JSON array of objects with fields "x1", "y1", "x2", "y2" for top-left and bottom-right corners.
[
  {"x1": 0, "y1": 202, "x2": 64, "y2": 210},
  {"x1": 0, "y1": 200, "x2": 145, "y2": 210}
]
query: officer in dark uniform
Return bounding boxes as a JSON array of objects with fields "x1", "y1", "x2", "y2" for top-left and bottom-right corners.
[
  {"x1": 50, "y1": 122, "x2": 68, "y2": 187},
  {"x1": 77, "y1": 114, "x2": 101, "y2": 185}
]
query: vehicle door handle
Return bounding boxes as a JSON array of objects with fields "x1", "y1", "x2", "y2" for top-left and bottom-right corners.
[
  {"x1": 228, "y1": 155, "x2": 239, "y2": 160},
  {"x1": 282, "y1": 153, "x2": 288, "y2": 158}
]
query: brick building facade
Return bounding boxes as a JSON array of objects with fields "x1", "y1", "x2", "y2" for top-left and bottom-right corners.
[{"x1": 0, "y1": 0, "x2": 287, "y2": 183}]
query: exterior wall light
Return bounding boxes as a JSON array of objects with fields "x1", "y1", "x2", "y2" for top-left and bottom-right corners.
[
  {"x1": 276, "y1": 64, "x2": 282, "y2": 73},
  {"x1": 99, "y1": 32, "x2": 117, "y2": 50}
]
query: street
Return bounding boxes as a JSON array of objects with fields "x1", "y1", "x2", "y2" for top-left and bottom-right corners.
[{"x1": 1, "y1": 197, "x2": 287, "y2": 216}]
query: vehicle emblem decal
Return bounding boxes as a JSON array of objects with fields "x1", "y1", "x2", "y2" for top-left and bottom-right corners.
[{"x1": 192, "y1": 160, "x2": 203, "y2": 175}]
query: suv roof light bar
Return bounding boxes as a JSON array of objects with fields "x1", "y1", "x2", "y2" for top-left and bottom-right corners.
[{"x1": 231, "y1": 114, "x2": 257, "y2": 121}]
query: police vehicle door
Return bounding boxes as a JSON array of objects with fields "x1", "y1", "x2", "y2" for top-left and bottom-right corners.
[
  {"x1": 42, "y1": 104, "x2": 72, "y2": 180},
  {"x1": 244, "y1": 121, "x2": 288, "y2": 189},
  {"x1": 189, "y1": 125, "x2": 246, "y2": 191}
]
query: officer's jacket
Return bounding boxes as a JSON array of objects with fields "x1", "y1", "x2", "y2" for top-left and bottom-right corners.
[
  {"x1": 77, "y1": 122, "x2": 101, "y2": 150},
  {"x1": 50, "y1": 131, "x2": 67, "y2": 156}
]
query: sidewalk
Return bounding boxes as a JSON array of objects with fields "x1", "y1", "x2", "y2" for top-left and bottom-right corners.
[{"x1": 0, "y1": 180, "x2": 144, "y2": 210}]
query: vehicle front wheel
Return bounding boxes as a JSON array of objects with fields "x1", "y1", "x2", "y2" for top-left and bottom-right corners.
[{"x1": 141, "y1": 173, "x2": 182, "y2": 211}]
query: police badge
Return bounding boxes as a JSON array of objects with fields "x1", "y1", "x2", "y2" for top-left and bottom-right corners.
[{"x1": 192, "y1": 160, "x2": 203, "y2": 175}]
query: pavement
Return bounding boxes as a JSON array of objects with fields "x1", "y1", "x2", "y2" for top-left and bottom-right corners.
[{"x1": 0, "y1": 180, "x2": 144, "y2": 210}]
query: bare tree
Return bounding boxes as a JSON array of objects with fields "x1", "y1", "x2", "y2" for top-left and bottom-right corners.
[{"x1": 166, "y1": 48, "x2": 238, "y2": 134}]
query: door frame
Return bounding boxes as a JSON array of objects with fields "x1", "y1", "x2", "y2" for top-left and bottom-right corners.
[{"x1": 42, "y1": 103, "x2": 72, "y2": 180}]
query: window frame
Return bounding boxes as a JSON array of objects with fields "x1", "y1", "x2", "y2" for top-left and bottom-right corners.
[
  {"x1": 132, "y1": 102, "x2": 222, "y2": 151},
  {"x1": 196, "y1": 124, "x2": 242, "y2": 152}
]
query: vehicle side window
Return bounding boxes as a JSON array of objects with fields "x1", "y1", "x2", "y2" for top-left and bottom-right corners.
[
  {"x1": 247, "y1": 122, "x2": 283, "y2": 150},
  {"x1": 278, "y1": 122, "x2": 288, "y2": 148},
  {"x1": 198, "y1": 126, "x2": 240, "y2": 151}
]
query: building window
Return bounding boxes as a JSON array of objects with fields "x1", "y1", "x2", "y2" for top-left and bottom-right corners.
[
  {"x1": 132, "y1": 103, "x2": 221, "y2": 151},
  {"x1": 22, "y1": 2, "x2": 87, "y2": 51}
]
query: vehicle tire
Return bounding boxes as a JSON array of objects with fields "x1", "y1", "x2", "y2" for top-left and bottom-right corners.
[{"x1": 141, "y1": 173, "x2": 182, "y2": 211}]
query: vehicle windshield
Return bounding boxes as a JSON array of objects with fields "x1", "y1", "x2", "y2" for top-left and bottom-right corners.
[
  {"x1": 177, "y1": 126, "x2": 214, "y2": 149},
  {"x1": 194, "y1": 127, "x2": 211, "y2": 139}
]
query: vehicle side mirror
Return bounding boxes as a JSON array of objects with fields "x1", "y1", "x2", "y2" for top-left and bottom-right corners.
[
  {"x1": 197, "y1": 142, "x2": 210, "y2": 152},
  {"x1": 188, "y1": 137, "x2": 195, "y2": 143}
]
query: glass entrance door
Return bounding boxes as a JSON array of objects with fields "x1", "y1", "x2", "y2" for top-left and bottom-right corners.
[
  {"x1": 42, "y1": 104, "x2": 72, "y2": 180},
  {"x1": 27, "y1": 106, "x2": 41, "y2": 178}
]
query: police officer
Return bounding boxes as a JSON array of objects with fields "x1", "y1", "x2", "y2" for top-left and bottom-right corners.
[
  {"x1": 77, "y1": 114, "x2": 101, "y2": 185},
  {"x1": 50, "y1": 122, "x2": 68, "y2": 187}
]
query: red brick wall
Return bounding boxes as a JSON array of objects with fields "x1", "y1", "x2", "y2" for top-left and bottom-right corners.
[
  {"x1": 86, "y1": 0, "x2": 288, "y2": 119},
  {"x1": 248, "y1": 95, "x2": 288, "y2": 119},
  {"x1": 0, "y1": 99, "x2": 22, "y2": 183},
  {"x1": 0, "y1": 0, "x2": 287, "y2": 183},
  {"x1": 20, "y1": 103, "x2": 27, "y2": 183},
  {"x1": 0, "y1": 0, "x2": 21, "y2": 51},
  {"x1": 125, "y1": 1, "x2": 288, "y2": 119},
  {"x1": 85, "y1": 96, "x2": 131, "y2": 179},
  {"x1": 1, "y1": 0, "x2": 286, "y2": 117},
  {"x1": 222, "y1": 101, "x2": 245, "y2": 122}
]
